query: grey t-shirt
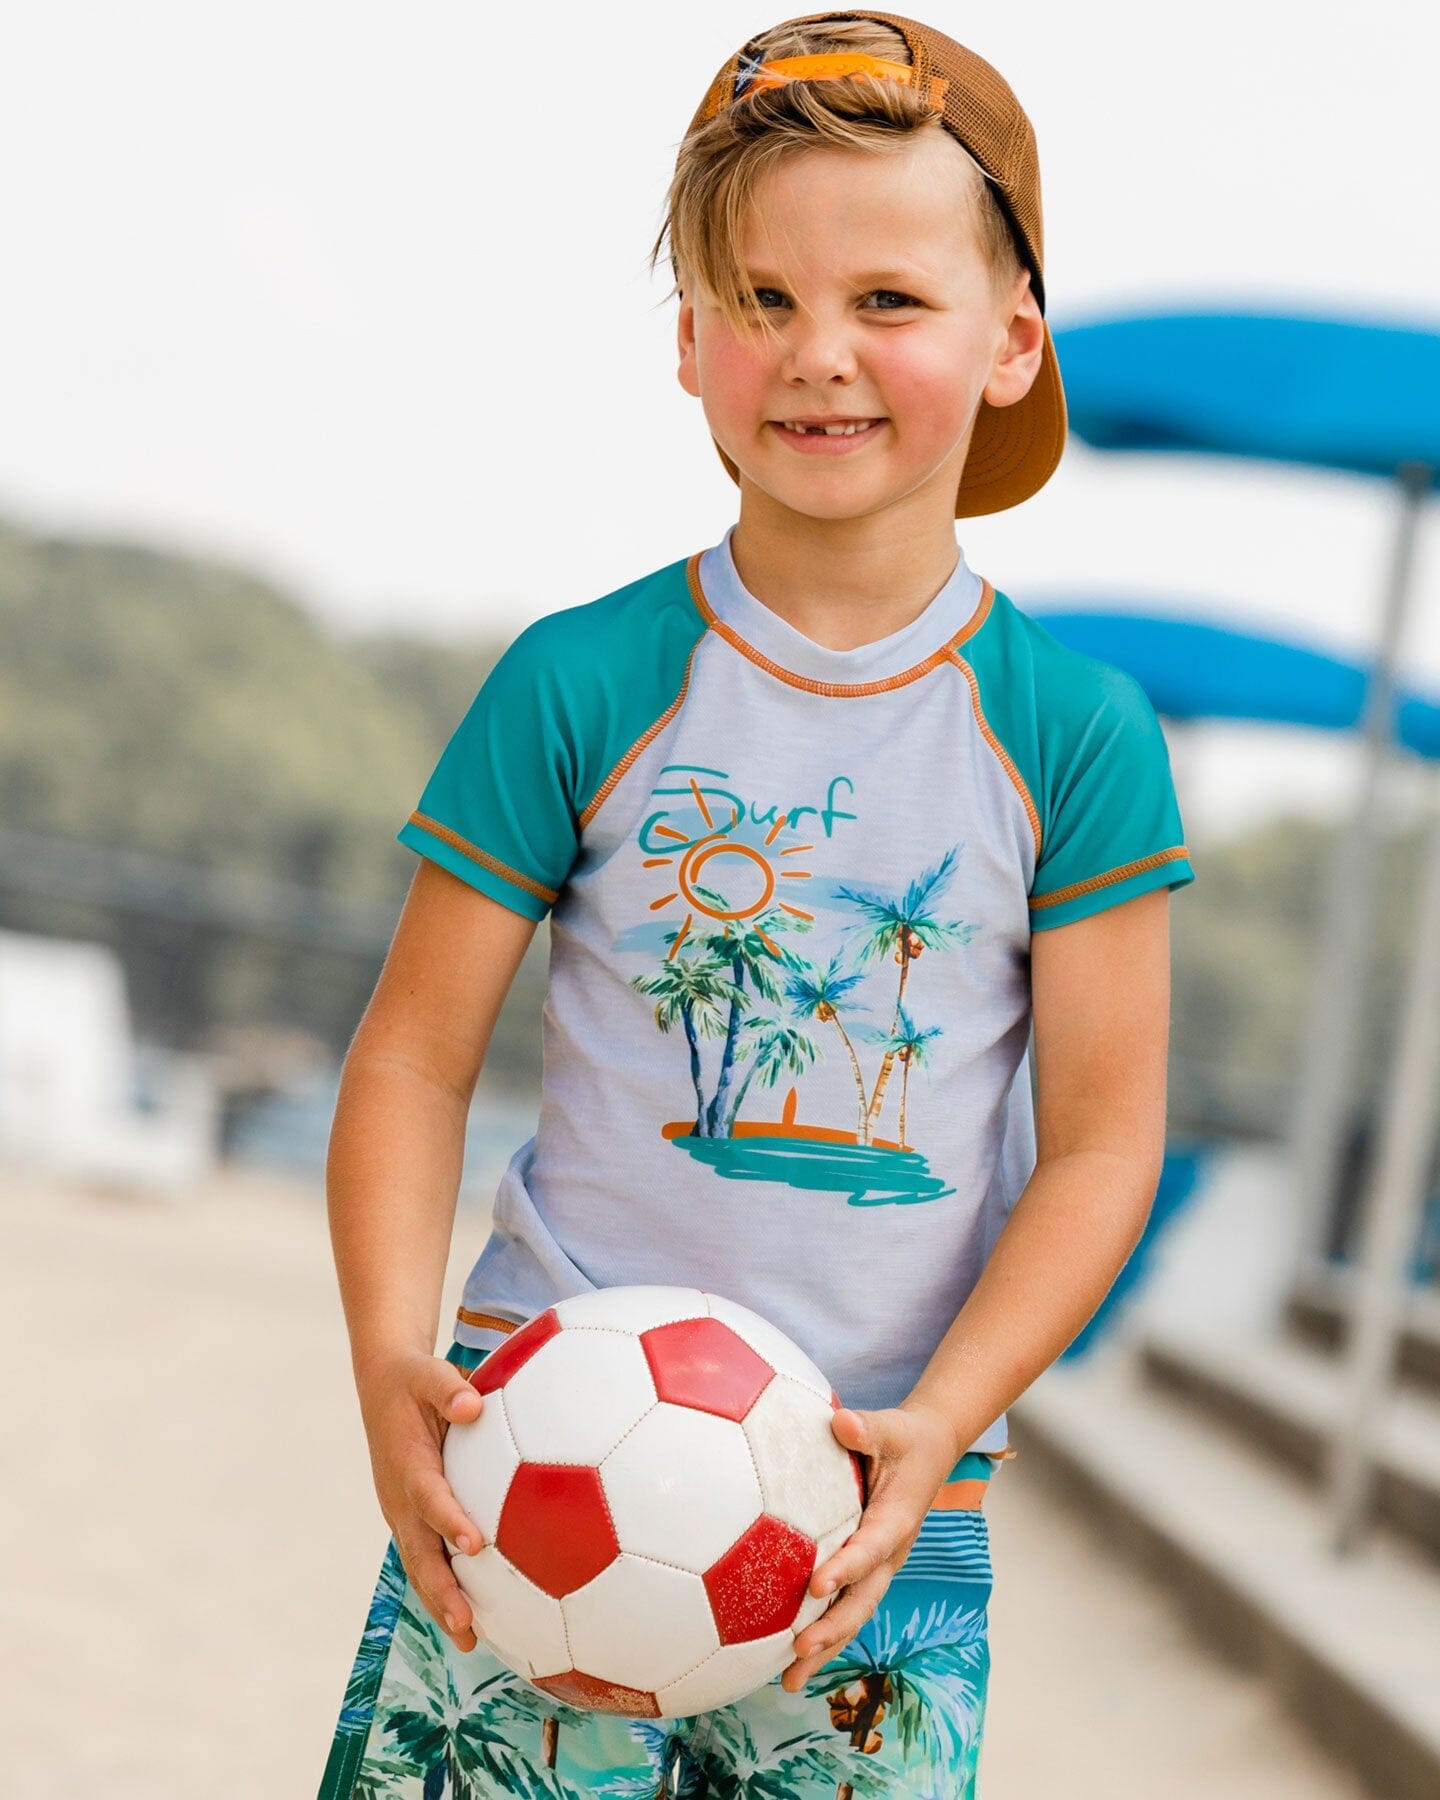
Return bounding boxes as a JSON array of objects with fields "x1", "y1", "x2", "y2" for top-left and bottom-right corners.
[{"x1": 398, "y1": 526, "x2": 1194, "y2": 1454}]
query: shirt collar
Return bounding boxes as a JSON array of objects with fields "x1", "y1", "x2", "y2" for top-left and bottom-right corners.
[{"x1": 695, "y1": 523, "x2": 986, "y2": 687}]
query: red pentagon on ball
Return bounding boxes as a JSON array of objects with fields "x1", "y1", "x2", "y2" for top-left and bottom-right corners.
[
  {"x1": 704, "y1": 1514, "x2": 818, "y2": 1641},
  {"x1": 531, "y1": 1669, "x2": 662, "y2": 1717},
  {"x1": 496, "y1": 1464, "x2": 619, "y2": 1597},
  {"x1": 640, "y1": 1316, "x2": 775, "y2": 1421},
  {"x1": 468, "y1": 1307, "x2": 561, "y2": 1396}
]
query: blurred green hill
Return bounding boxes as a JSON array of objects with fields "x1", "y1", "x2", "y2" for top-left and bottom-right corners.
[
  {"x1": 0, "y1": 515, "x2": 495, "y2": 894},
  {"x1": 0, "y1": 512, "x2": 1427, "y2": 1138},
  {"x1": 0, "y1": 514, "x2": 545, "y2": 1084}
]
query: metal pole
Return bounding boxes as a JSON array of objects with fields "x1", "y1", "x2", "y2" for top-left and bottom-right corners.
[
  {"x1": 1286, "y1": 462, "x2": 1433, "y2": 1288},
  {"x1": 1328, "y1": 765, "x2": 1440, "y2": 1554}
]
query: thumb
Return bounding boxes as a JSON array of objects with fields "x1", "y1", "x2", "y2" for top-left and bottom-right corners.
[
  {"x1": 428, "y1": 1362, "x2": 484, "y2": 1422},
  {"x1": 830, "y1": 1406, "x2": 871, "y2": 1452}
]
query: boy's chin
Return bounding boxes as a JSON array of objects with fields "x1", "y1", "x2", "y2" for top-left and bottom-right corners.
[
  {"x1": 735, "y1": 463, "x2": 941, "y2": 524},
  {"x1": 741, "y1": 482, "x2": 884, "y2": 524}
]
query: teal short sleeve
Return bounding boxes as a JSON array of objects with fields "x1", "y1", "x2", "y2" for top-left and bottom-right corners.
[
  {"x1": 1028, "y1": 666, "x2": 1194, "y2": 931},
  {"x1": 396, "y1": 620, "x2": 580, "y2": 921}
]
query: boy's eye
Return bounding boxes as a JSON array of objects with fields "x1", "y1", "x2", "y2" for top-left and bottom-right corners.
[{"x1": 741, "y1": 287, "x2": 921, "y2": 312}]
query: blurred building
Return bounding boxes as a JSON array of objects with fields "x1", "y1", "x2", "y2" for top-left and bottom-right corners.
[{"x1": 0, "y1": 926, "x2": 219, "y2": 1193}]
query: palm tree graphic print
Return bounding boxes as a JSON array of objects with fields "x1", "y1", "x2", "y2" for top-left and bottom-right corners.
[
  {"x1": 627, "y1": 767, "x2": 978, "y2": 1207},
  {"x1": 322, "y1": 1517, "x2": 992, "y2": 1800}
]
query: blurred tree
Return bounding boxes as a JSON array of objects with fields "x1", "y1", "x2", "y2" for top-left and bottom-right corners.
[{"x1": 0, "y1": 513, "x2": 546, "y2": 1079}]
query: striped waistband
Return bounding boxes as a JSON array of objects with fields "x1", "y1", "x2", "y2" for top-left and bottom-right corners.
[{"x1": 900, "y1": 1506, "x2": 994, "y2": 1581}]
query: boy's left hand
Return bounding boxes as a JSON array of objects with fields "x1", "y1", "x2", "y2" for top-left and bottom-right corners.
[{"x1": 781, "y1": 1397, "x2": 961, "y2": 1693}]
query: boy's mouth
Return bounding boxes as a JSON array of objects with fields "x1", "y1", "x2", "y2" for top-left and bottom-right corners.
[
  {"x1": 771, "y1": 417, "x2": 886, "y2": 452},
  {"x1": 776, "y1": 416, "x2": 884, "y2": 436}
]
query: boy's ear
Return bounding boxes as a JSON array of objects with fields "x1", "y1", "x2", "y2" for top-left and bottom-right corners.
[
  {"x1": 983, "y1": 270, "x2": 1045, "y2": 412},
  {"x1": 676, "y1": 291, "x2": 701, "y2": 399}
]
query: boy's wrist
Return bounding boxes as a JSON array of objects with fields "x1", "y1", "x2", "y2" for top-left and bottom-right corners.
[
  {"x1": 897, "y1": 1392, "x2": 969, "y2": 1470},
  {"x1": 351, "y1": 1333, "x2": 437, "y2": 1390}
]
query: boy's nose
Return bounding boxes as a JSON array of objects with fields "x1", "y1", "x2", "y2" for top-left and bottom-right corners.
[{"x1": 781, "y1": 322, "x2": 861, "y2": 386}]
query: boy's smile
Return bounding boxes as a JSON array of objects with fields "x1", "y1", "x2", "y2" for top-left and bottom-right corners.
[
  {"x1": 770, "y1": 415, "x2": 886, "y2": 453},
  {"x1": 676, "y1": 126, "x2": 1042, "y2": 528}
]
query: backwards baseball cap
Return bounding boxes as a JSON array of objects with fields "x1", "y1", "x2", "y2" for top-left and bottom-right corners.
[{"x1": 680, "y1": 9, "x2": 1067, "y2": 517}]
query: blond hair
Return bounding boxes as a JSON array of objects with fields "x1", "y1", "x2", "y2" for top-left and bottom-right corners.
[{"x1": 648, "y1": 17, "x2": 1026, "y2": 346}]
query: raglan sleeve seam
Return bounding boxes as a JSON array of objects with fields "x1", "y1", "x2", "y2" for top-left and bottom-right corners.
[{"x1": 395, "y1": 615, "x2": 583, "y2": 922}]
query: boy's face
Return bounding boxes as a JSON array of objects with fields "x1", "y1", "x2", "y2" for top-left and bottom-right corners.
[{"x1": 676, "y1": 129, "x2": 1044, "y2": 523}]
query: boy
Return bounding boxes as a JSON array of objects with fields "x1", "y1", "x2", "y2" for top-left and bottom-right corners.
[{"x1": 320, "y1": 12, "x2": 1193, "y2": 1797}]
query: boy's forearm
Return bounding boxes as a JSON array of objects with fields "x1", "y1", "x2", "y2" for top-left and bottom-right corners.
[
  {"x1": 326, "y1": 1048, "x2": 472, "y2": 1383},
  {"x1": 900, "y1": 1148, "x2": 1159, "y2": 1458}
]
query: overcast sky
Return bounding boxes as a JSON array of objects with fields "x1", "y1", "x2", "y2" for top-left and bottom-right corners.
[{"x1": 2, "y1": 1, "x2": 1437, "y2": 840}]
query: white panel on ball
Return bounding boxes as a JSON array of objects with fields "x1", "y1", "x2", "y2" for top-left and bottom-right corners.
[
  {"x1": 791, "y1": 1518, "x2": 860, "y2": 1634},
  {"x1": 442, "y1": 1391, "x2": 521, "y2": 1545},
  {"x1": 553, "y1": 1286, "x2": 709, "y2": 1334},
  {"x1": 502, "y1": 1328, "x2": 658, "y2": 1465},
  {"x1": 454, "y1": 1545, "x2": 571, "y2": 1680},
  {"x1": 654, "y1": 1628, "x2": 797, "y2": 1717},
  {"x1": 601, "y1": 1404, "x2": 763, "y2": 1571},
  {"x1": 563, "y1": 1553, "x2": 720, "y2": 1693},
  {"x1": 743, "y1": 1373, "x2": 865, "y2": 1539},
  {"x1": 475, "y1": 1631, "x2": 533, "y2": 1683},
  {"x1": 703, "y1": 1294, "x2": 832, "y2": 1400}
]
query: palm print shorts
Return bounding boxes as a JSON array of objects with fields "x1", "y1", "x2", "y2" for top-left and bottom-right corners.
[{"x1": 318, "y1": 1339, "x2": 998, "y2": 1799}]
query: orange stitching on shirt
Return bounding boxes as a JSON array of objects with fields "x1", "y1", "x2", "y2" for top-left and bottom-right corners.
[
  {"x1": 407, "y1": 812, "x2": 558, "y2": 904},
  {"x1": 686, "y1": 552, "x2": 994, "y2": 697},
  {"x1": 579, "y1": 615, "x2": 711, "y2": 828},
  {"x1": 947, "y1": 651, "x2": 1043, "y2": 858},
  {"x1": 456, "y1": 1307, "x2": 520, "y2": 1334},
  {"x1": 1029, "y1": 846, "x2": 1191, "y2": 909}
]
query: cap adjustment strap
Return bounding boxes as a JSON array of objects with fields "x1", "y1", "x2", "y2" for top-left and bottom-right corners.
[{"x1": 713, "y1": 50, "x2": 950, "y2": 117}]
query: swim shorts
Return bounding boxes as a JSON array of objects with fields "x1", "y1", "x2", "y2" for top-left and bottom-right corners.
[{"x1": 318, "y1": 1338, "x2": 999, "y2": 1798}]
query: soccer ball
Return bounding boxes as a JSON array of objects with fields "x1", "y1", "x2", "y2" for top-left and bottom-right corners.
[{"x1": 441, "y1": 1284, "x2": 867, "y2": 1718}]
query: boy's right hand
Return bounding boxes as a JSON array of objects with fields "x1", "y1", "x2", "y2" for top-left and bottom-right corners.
[{"x1": 356, "y1": 1347, "x2": 487, "y2": 1654}]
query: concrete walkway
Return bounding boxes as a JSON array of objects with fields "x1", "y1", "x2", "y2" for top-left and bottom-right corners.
[
  {"x1": 0, "y1": 1166, "x2": 1369, "y2": 1797},
  {"x1": 983, "y1": 1452, "x2": 1369, "y2": 1797}
]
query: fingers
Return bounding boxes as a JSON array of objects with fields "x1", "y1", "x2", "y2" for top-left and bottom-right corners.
[
  {"x1": 406, "y1": 1362, "x2": 486, "y2": 1647},
  {"x1": 809, "y1": 1498, "x2": 907, "y2": 1599},
  {"x1": 784, "y1": 1559, "x2": 893, "y2": 1691},
  {"x1": 364, "y1": 1355, "x2": 493, "y2": 1653},
  {"x1": 406, "y1": 1359, "x2": 486, "y2": 1550},
  {"x1": 397, "y1": 1521, "x2": 482, "y2": 1653},
  {"x1": 409, "y1": 1462, "x2": 485, "y2": 1558},
  {"x1": 784, "y1": 1505, "x2": 915, "y2": 1691}
]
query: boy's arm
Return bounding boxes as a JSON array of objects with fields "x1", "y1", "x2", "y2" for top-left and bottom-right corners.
[
  {"x1": 327, "y1": 857, "x2": 537, "y2": 1651},
  {"x1": 783, "y1": 886, "x2": 1172, "y2": 1691},
  {"x1": 900, "y1": 883, "x2": 1172, "y2": 1454},
  {"x1": 328, "y1": 857, "x2": 538, "y2": 1382}
]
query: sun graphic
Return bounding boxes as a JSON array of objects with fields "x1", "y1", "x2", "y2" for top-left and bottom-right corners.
[{"x1": 644, "y1": 775, "x2": 814, "y2": 960}]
